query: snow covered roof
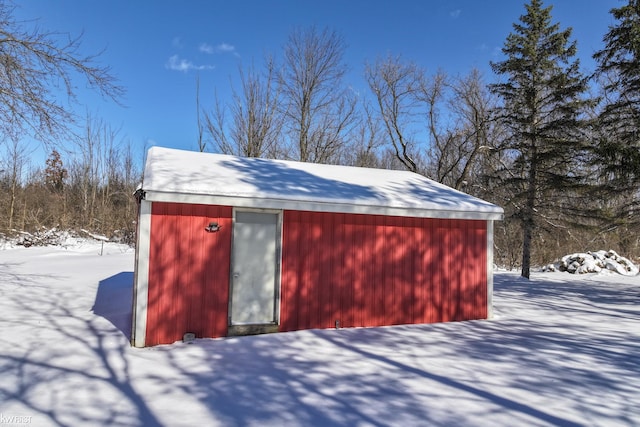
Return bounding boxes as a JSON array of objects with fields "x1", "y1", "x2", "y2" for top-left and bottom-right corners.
[{"x1": 141, "y1": 147, "x2": 503, "y2": 220}]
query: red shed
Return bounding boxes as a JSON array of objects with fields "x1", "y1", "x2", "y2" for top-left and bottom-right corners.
[{"x1": 131, "y1": 147, "x2": 503, "y2": 347}]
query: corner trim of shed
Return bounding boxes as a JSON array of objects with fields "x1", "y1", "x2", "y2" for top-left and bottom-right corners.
[
  {"x1": 487, "y1": 220, "x2": 495, "y2": 319},
  {"x1": 131, "y1": 199, "x2": 151, "y2": 347}
]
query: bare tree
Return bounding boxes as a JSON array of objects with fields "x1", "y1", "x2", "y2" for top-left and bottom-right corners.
[
  {"x1": 1, "y1": 139, "x2": 30, "y2": 230},
  {"x1": 366, "y1": 57, "x2": 497, "y2": 185},
  {"x1": 0, "y1": 1, "x2": 124, "y2": 145},
  {"x1": 280, "y1": 26, "x2": 356, "y2": 163},
  {"x1": 195, "y1": 74, "x2": 206, "y2": 152},
  {"x1": 204, "y1": 58, "x2": 283, "y2": 158},
  {"x1": 346, "y1": 100, "x2": 385, "y2": 168},
  {"x1": 422, "y1": 69, "x2": 497, "y2": 190},
  {"x1": 365, "y1": 55, "x2": 424, "y2": 173}
]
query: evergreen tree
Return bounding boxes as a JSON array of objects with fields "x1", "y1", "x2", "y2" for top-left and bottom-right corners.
[
  {"x1": 593, "y1": 1, "x2": 640, "y2": 193},
  {"x1": 44, "y1": 150, "x2": 67, "y2": 192},
  {"x1": 489, "y1": 0, "x2": 593, "y2": 278}
]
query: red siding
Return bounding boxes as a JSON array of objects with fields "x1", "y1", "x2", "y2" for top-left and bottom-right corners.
[
  {"x1": 280, "y1": 211, "x2": 487, "y2": 332},
  {"x1": 145, "y1": 202, "x2": 232, "y2": 345}
]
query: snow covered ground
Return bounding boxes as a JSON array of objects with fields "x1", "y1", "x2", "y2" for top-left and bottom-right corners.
[{"x1": 0, "y1": 241, "x2": 638, "y2": 427}]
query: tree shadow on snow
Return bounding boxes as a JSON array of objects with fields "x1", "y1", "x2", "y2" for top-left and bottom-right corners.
[
  {"x1": 150, "y1": 273, "x2": 639, "y2": 426},
  {"x1": 0, "y1": 264, "x2": 161, "y2": 427}
]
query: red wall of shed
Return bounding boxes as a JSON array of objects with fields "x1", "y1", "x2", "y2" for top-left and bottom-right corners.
[
  {"x1": 145, "y1": 202, "x2": 232, "y2": 346},
  {"x1": 279, "y1": 211, "x2": 487, "y2": 332}
]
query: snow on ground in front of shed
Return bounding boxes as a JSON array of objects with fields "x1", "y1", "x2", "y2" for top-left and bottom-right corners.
[
  {"x1": 142, "y1": 147, "x2": 503, "y2": 215},
  {"x1": 1, "y1": 242, "x2": 639, "y2": 427}
]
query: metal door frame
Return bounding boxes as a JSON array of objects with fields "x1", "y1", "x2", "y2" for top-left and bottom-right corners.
[{"x1": 228, "y1": 208, "x2": 282, "y2": 326}]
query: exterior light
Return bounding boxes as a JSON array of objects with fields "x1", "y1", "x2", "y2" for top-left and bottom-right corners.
[{"x1": 205, "y1": 222, "x2": 221, "y2": 233}]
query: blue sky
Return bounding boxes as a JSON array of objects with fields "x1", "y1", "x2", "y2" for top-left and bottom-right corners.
[{"x1": 14, "y1": 0, "x2": 620, "y2": 160}]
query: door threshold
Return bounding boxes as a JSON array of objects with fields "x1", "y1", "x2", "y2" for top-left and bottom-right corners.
[{"x1": 228, "y1": 324, "x2": 279, "y2": 337}]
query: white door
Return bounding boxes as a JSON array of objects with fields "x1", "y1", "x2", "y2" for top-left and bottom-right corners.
[{"x1": 230, "y1": 211, "x2": 279, "y2": 325}]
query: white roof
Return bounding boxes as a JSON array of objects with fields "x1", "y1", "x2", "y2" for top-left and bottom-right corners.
[{"x1": 141, "y1": 147, "x2": 503, "y2": 220}]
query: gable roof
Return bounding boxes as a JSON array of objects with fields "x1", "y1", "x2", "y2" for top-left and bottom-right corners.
[{"x1": 140, "y1": 147, "x2": 503, "y2": 220}]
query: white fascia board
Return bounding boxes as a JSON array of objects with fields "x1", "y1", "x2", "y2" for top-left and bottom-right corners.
[
  {"x1": 132, "y1": 200, "x2": 151, "y2": 347},
  {"x1": 143, "y1": 190, "x2": 504, "y2": 221}
]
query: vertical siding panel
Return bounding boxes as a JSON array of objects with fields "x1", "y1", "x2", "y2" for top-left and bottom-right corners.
[
  {"x1": 150, "y1": 203, "x2": 167, "y2": 344},
  {"x1": 428, "y1": 219, "x2": 435, "y2": 320},
  {"x1": 311, "y1": 212, "x2": 330, "y2": 328},
  {"x1": 352, "y1": 215, "x2": 363, "y2": 327},
  {"x1": 307, "y1": 212, "x2": 322, "y2": 329},
  {"x1": 457, "y1": 220, "x2": 468, "y2": 321},
  {"x1": 175, "y1": 204, "x2": 190, "y2": 339},
  {"x1": 211, "y1": 205, "x2": 232, "y2": 337},
  {"x1": 318, "y1": 211, "x2": 330, "y2": 328},
  {"x1": 145, "y1": 203, "x2": 161, "y2": 345},
  {"x1": 413, "y1": 217, "x2": 425, "y2": 324},
  {"x1": 465, "y1": 220, "x2": 477, "y2": 320},
  {"x1": 442, "y1": 219, "x2": 453, "y2": 322},
  {"x1": 390, "y1": 216, "x2": 402, "y2": 325},
  {"x1": 388, "y1": 216, "x2": 398, "y2": 325},
  {"x1": 438, "y1": 219, "x2": 447, "y2": 322},
  {"x1": 294, "y1": 212, "x2": 309, "y2": 330},
  {"x1": 410, "y1": 217, "x2": 419, "y2": 323},
  {"x1": 145, "y1": 202, "x2": 232, "y2": 345},
  {"x1": 331, "y1": 213, "x2": 344, "y2": 329},
  {"x1": 198, "y1": 204, "x2": 213, "y2": 337},
  {"x1": 398, "y1": 217, "x2": 412, "y2": 325},
  {"x1": 477, "y1": 221, "x2": 488, "y2": 319},
  {"x1": 362, "y1": 215, "x2": 377, "y2": 326},
  {"x1": 189, "y1": 204, "x2": 205, "y2": 336},
  {"x1": 460, "y1": 220, "x2": 471, "y2": 320},
  {"x1": 320, "y1": 212, "x2": 335, "y2": 328},
  {"x1": 424, "y1": 217, "x2": 434, "y2": 323},
  {"x1": 397, "y1": 217, "x2": 408, "y2": 324},
  {"x1": 434, "y1": 219, "x2": 446, "y2": 323},
  {"x1": 382, "y1": 216, "x2": 394, "y2": 326},
  {"x1": 471, "y1": 220, "x2": 484, "y2": 319},
  {"x1": 404, "y1": 217, "x2": 415, "y2": 324},
  {"x1": 280, "y1": 211, "x2": 294, "y2": 331},
  {"x1": 373, "y1": 215, "x2": 386, "y2": 326},
  {"x1": 181, "y1": 205, "x2": 194, "y2": 337},
  {"x1": 299, "y1": 211, "x2": 315, "y2": 330},
  {"x1": 342, "y1": 215, "x2": 355, "y2": 327},
  {"x1": 473, "y1": 221, "x2": 483, "y2": 319},
  {"x1": 448, "y1": 219, "x2": 458, "y2": 321},
  {"x1": 281, "y1": 210, "x2": 301, "y2": 332},
  {"x1": 448, "y1": 220, "x2": 457, "y2": 319},
  {"x1": 408, "y1": 217, "x2": 418, "y2": 324},
  {"x1": 360, "y1": 215, "x2": 373, "y2": 327},
  {"x1": 424, "y1": 218, "x2": 436, "y2": 323},
  {"x1": 360, "y1": 215, "x2": 370, "y2": 327},
  {"x1": 163, "y1": 204, "x2": 180, "y2": 343}
]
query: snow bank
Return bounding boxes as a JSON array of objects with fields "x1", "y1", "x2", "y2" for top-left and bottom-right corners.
[
  {"x1": 0, "y1": 228, "x2": 132, "y2": 251},
  {"x1": 543, "y1": 250, "x2": 639, "y2": 276}
]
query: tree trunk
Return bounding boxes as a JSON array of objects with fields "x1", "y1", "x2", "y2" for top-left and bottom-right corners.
[
  {"x1": 521, "y1": 219, "x2": 532, "y2": 279},
  {"x1": 521, "y1": 143, "x2": 538, "y2": 279}
]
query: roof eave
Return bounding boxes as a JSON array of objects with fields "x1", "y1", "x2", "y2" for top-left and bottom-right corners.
[{"x1": 143, "y1": 190, "x2": 504, "y2": 221}]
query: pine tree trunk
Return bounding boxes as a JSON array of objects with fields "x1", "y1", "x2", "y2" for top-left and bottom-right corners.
[{"x1": 521, "y1": 142, "x2": 538, "y2": 279}]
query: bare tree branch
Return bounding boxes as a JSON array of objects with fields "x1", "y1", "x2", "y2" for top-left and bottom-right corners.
[{"x1": 0, "y1": 1, "x2": 124, "y2": 144}]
